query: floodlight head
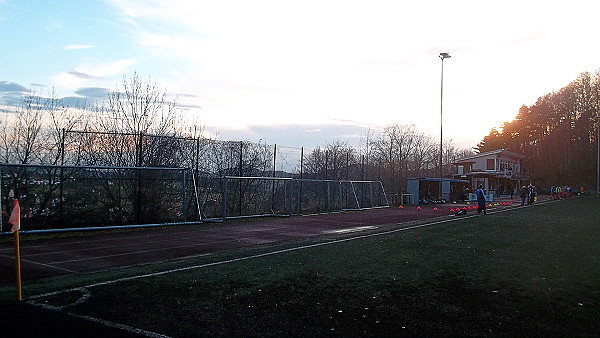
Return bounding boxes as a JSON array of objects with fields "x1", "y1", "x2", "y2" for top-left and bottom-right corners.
[{"x1": 439, "y1": 52, "x2": 451, "y2": 59}]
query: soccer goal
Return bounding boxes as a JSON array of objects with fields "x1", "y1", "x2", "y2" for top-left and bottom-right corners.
[
  {"x1": 0, "y1": 164, "x2": 201, "y2": 231},
  {"x1": 340, "y1": 180, "x2": 390, "y2": 211},
  {"x1": 203, "y1": 176, "x2": 389, "y2": 221}
]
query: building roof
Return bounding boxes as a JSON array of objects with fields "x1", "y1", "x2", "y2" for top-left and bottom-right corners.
[
  {"x1": 454, "y1": 149, "x2": 525, "y2": 163},
  {"x1": 407, "y1": 178, "x2": 469, "y2": 183}
]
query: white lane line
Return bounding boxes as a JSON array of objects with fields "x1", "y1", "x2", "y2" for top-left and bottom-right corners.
[
  {"x1": 0, "y1": 253, "x2": 78, "y2": 273},
  {"x1": 28, "y1": 212, "x2": 488, "y2": 300},
  {"x1": 29, "y1": 300, "x2": 170, "y2": 338},
  {"x1": 31, "y1": 200, "x2": 555, "y2": 300},
  {"x1": 323, "y1": 225, "x2": 379, "y2": 234}
]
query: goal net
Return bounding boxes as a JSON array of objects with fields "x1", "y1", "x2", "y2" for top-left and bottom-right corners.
[
  {"x1": 0, "y1": 164, "x2": 200, "y2": 231},
  {"x1": 200, "y1": 176, "x2": 389, "y2": 220}
]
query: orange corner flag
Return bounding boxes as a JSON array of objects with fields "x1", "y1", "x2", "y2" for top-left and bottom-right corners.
[
  {"x1": 9, "y1": 199, "x2": 22, "y2": 301},
  {"x1": 9, "y1": 199, "x2": 20, "y2": 233}
]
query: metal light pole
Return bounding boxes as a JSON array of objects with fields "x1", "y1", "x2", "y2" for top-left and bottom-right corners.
[
  {"x1": 597, "y1": 115, "x2": 600, "y2": 196},
  {"x1": 439, "y1": 52, "x2": 451, "y2": 179}
]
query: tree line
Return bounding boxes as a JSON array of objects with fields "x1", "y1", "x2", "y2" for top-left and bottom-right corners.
[
  {"x1": 1, "y1": 73, "x2": 473, "y2": 188},
  {"x1": 3, "y1": 68, "x2": 597, "y2": 227},
  {"x1": 476, "y1": 70, "x2": 600, "y2": 190},
  {"x1": 0, "y1": 73, "x2": 474, "y2": 227}
]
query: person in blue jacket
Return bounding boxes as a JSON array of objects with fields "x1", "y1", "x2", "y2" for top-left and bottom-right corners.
[{"x1": 476, "y1": 184, "x2": 487, "y2": 215}]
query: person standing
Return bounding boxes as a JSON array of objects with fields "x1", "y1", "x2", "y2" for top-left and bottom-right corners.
[
  {"x1": 476, "y1": 184, "x2": 487, "y2": 215},
  {"x1": 527, "y1": 184, "x2": 536, "y2": 205},
  {"x1": 520, "y1": 186, "x2": 528, "y2": 205}
]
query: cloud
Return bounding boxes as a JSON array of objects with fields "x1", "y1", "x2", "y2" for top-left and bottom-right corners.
[
  {"x1": 77, "y1": 59, "x2": 136, "y2": 78},
  {"x1": 0, "y1": 81, "x2": 29, "y2": 107},
  {"x1": 176, "y1": 102, "x2": 201, "y2": 110},
  {"x1": 0, "y1": 107, "x2": 18, "y2": 114},
  {"x1": 204, "y1": 122, "x2": 375, "y2": 149},
  {"x1": 74, "y1": 87, "x2": 111, "y2": 98},
  {"x1": 0, "y1": 79, "x2": 91, "y2": 110},
  {"x1": 60, "y1": 96, "x2": 89, "y2": 107},
  {"x1": 0, "y1": 81, "x2": 29, "y2": 93},
  {"x1": 174, "y1": 93, "x2": 198, "y2": 98},
  {"x1": 68, "y1": 71, "x2": 97, "y2": 80},
  {"x1": 51, "y1": 59, "x2": 137, "y2": 90},
  {"x1": 65, "y1": 44, "x2": 94, "y2": 50},
  {"x1": 0, "y1": 94, "x2": 23, "y2": 107}
]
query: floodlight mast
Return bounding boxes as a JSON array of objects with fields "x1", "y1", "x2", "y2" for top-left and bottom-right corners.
[
  {"x1": 597, "y1": 115, "x2": 600, "y2": 196},
  {"x1": 439, "y1": 52, "x2": 451, "y2": 181}
]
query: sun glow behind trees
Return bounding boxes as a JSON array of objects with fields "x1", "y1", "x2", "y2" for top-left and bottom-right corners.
[{"x1": 477, "y1": 71, "x2": 600, "y2": 189}]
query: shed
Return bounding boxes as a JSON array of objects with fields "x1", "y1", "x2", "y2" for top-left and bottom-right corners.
[{"x1": 405, "y1": 178, "x2": 470, "y2": 205}]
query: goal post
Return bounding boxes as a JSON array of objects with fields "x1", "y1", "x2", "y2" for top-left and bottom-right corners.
[
  {"x1": 212, "y1": 176, "x2": 389, "y2": 220},
  {"x1": 0, "y1": 163, "x2": 390, "y2": 231},
  {"x1": 0, "y1": 164, "x2": 202, "y2": 231},
  {"x1": 340, "y1": 180, "x2": 390, "y2": 210}
]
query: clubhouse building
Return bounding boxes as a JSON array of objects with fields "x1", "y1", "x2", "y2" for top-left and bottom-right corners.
[{"x1": 451, "y1": 149, "x2": 527, "y2": 198}]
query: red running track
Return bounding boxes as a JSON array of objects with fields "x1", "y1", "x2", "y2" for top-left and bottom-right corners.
[{"x1": 0, "y1": 201, "x2": 516, "y2": 284}]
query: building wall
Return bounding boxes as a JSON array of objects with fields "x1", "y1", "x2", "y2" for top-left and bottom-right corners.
[
  {"x1": 467, "y1": 153, "x2": 521, "y2": 175},
  {"x1": 454, "y1": 150, "x2": 526, "y2": 197}
]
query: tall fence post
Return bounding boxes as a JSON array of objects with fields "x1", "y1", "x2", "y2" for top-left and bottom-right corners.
[
  {"x1": 182, "y1": 169, "x2": 187, "y2": 222},
  {"x1": 59, "y1": 128, "x2": 65, "y2": 224},
  {"x1": 195, "y1": 137, "x2": 200, "y2": 182},
  {"x1": 0, "y1": 167, "x2": 2, "y2": 232},
  {"x1": 361, "y1": 154, "x2": 365, "y2": 180},
  {"x1": 239, "y1": 141, "x2": 243, "y2": 216},
  {"x1": 299, "y1": 147, "x2": 304, "y2": 215},
  {"x1": 136, "y1": 133, "x2": 144, "y2": 223},
  {"x1": 222, "y1": 177, "x2": 228, "y2": 221},
  {"x1": 271, "y1": 144, "x2": 277, "y2": 213},
  {"x1": 325, "y1": 151, "x2": 329, "y2": 180}
]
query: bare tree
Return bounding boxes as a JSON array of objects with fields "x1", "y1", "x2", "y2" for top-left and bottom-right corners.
[
  {"x1": 409, "y1": 131, "x2": 437, "y2": 177},
  {"x1": 0, "y1": 87, "x2": 87, "y2": 165},
  {"x1": 0, "y1": 88, "x2": 87, "y2": 223},
  {"x1": 303, "y1": 141, "x2": 357, "y2": 180},
  {"x1": 1, "y1": 92, "x2": 46, "y2": 164},
  {"x1": 77, "y1": 72, "x2": 186, "y2": 168},
  {"x1": 372, "y1": 124, "x2": 420, "y2": 193},
  {"x1": 98, "y1": 72, "x2": 179, "y2": 135}
]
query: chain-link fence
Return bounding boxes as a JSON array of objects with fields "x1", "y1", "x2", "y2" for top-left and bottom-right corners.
[
  {"x1": 0, "y1": 164, "x2": 197, "y2": 231},
  {"x1": 0, "y1": 130, "x2": 420, "y2": 231}
]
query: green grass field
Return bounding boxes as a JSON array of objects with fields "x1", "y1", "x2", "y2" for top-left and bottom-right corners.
[{"x1": 1, "y1": 197, "x2": 599, "y2": 337}]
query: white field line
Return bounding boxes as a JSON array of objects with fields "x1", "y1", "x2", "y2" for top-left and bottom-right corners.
[
  {"x1": 25, "y1": 201, "x2": 555, "y2": 337},
  {"x1": 0, "y1": 253, "x2": 79, "y2": 273},
  {"x1": 31, "y1": 300, "x2": 170, "y2": 338},
  {"x1": 31, "y1": 201, "x2": 552, "y2": 301},
  {"x1": 7, "y1": 230, "x2": 231, "y2": 254},
  {"x1": 324, "y1": 225, "x2": 379, "y2": 234},
  {"x1": 10, "y1": 225, "x2": 279, "y2": 251},
  {"x1": 43, "y1": 238, "x2": 241, "y2": 264}
]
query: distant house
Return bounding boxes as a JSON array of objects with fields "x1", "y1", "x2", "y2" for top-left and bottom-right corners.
[{"x1": 452, "y1": 149, "x2": 527, "y2": 197}]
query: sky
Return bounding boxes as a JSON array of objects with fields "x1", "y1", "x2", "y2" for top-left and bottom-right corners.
[{"x1": 1, "y1": 0, "x2": 599, "y2": 150}]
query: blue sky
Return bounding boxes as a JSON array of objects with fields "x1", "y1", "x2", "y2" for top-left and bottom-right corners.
[{"x1": 1, "y1": 0, "x2": 599, "y2": 150}]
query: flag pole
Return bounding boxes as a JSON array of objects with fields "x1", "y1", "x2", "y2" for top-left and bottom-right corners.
[
  {"x1": 0, "y1": 169, "x2": 3, "y2": 233},
  {"x1": 14, "y1": 229, "x2": 22, "y2": 301},
  {"x1": 9, "y1": 198, "x2": 22, "y2": 301}
]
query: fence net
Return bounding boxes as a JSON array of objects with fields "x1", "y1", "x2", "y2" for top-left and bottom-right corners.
[
  {"x1": 207, "y1": 177, "x2": 389, "y2": 220},
  {"x1": 1, "y1": 131, "x2": 401, "y2": 231},
  {"x1": 0, "y1": 164, "x2": 388, "y2": 231},
  {"x1": 0, "y1": 164, "x2": 198, "y2": 230}
]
